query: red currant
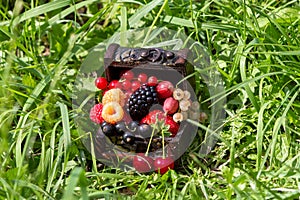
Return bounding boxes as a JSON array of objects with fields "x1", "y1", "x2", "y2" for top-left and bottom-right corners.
[
  {"x1": 121, "y1": 80, "x2": 132, "y2": 91},
  {"x1": 154, "y1": 157, "x2": 174, "y2": 174},
  {"x1": 138, "y1": 73, "x2": 148, "y2": 83},
  {"x1": 133, "y1": 153, "x2": 154, "y2": 173},
  {"x1": 131, "y1": 81, "x2": 141, "y2": 91},
  {"x1": 121, "y1": 70, "x2": 134, "y2": 81},
  {"x1": 147, "y1": 76, "x2": 158, "y2": 86},
  {"x1": 108, "y1": 80, "x2": 121, "y2": 89},
  {"x1": 95, "y1": 77, "x2": 108, "y2": 90}
]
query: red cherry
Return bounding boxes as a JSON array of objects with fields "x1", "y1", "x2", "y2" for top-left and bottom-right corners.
[
  {"x1": 108, "y1": 80, "x2": 121, "y2": 89},
  {"x1": 133, "y1": 153, "x2": 154, "y2": 173},
  {"x1": 131, "y1": 81, "x2": 141, "y2": 91},
  {"x1": 122, "y1": 80, "x2": 132, "y2": 91},
  {"x1": 154, "y1": 157, "x2": 174, "y2": 174},
  {"x1": 138, "y1": 73, "x2": 148, "y2": 83},
  {"x1": 121, "y1": 70, "x2": 134, "y2": 81},
  {"x1": 95, "y1": 77, "x2": 108, "y2": 90},
  {"x1": 147, "y1": 76, "x2": 158, "y2": 86}
]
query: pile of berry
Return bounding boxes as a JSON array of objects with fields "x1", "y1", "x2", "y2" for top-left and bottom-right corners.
[{"x1": 90, "y1": 70, "x2": 201, "y2": 173}]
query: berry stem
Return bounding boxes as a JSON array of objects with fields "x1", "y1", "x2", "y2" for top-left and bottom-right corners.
[
  {"x1": 145, "y1": 124, "x2": 156, "y2": 157},
  {"x1": 162, "y1": 129, "x2": 165, "y2": 159}
]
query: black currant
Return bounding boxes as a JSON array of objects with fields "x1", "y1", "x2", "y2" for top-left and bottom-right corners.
[
  {"x1": 138, "y1": 124, "x2": 152, "y2": 138},
  {"x1": 122, "y1": 132, "x2": 135, "y2": 145},
  {"x1": 128, "y1": 121, "x2": 139, "y2": 132},
  {"x1": 115, "y1": 122, "x2": 126, "y2": 135},
  {"x1": 102, "y1": 124, "x2": 115, "y2": 136},
  {"x1": 100, "y1": 121, "x2": 109, "y2": 128}
]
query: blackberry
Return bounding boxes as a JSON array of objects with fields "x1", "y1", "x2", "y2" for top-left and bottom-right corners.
[{"x1": 127, "y1": 84, "x2": 158, "y2": 121}]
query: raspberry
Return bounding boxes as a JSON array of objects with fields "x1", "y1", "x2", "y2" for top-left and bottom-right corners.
[
  {"x1": 102, "y1": 88, "x2": 125, "y2": 107},
  {"x1": 102, "y1": 102, "x2": 124, "y2": 124},
  {"x1": 90, "y1": 104, "x2": 104, "y2": 124}
]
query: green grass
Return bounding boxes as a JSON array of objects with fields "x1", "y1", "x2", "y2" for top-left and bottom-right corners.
[{"x1": 1, "y1": 0, "x2": 300, "y2": 199}]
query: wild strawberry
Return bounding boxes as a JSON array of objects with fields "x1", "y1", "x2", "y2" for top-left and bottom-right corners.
[
  {"x1": 163, "y1": 97, "x2": 179, "y2": 114},
  {"x1": 140, "y1": 110, "x2": 179, "y2": 137},
  {"x1": 90, "y1": 104, "x2": 104, "y2": 124},
  {"x1": 140, "y1": 110, "x2": 165, "y2": 125},
  {"x1": 166, "y1": 116, "x2": 179, "y2": 137},
  {"x1": 156, "y1": 81, "x2": 174, "y2": 99}
]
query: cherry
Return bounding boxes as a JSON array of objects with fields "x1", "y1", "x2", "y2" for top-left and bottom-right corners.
[
  {"x1": 133, "y1": 153, "x2": 154, "y2": 173},
  {"x1": 122, "y1": 80, "x2": 132, "y2": 91},
  {"x1": 154, "y1": 157, "x2": 174, "y2": 174},
  {"x1": 95, "y1": 77, "x2": 108, "y2": 90},
  {"x1": 131, "y1": 81, "x2": 141, "y2": 91},
  {"x1": 121, "y1": 70, "x2": 134, "y2": 81},
  {"x1": 147, "y1": 76, "x2": 158, "y2": 86},
  {"x1": 108, "y1": 80, "x2": 121, "y2": 89},
  {"x1": 138, "y1": 73, "x2": 148, "y2": 83}
]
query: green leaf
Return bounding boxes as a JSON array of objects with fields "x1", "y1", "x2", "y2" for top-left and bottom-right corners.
[{"x1": 128, "y1": 0, "x2": 162, "y2": 27}]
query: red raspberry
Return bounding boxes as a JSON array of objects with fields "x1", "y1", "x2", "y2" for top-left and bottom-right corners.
[{"x1": 90, "y1": 104, "x2": 104, "y2": 124}]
